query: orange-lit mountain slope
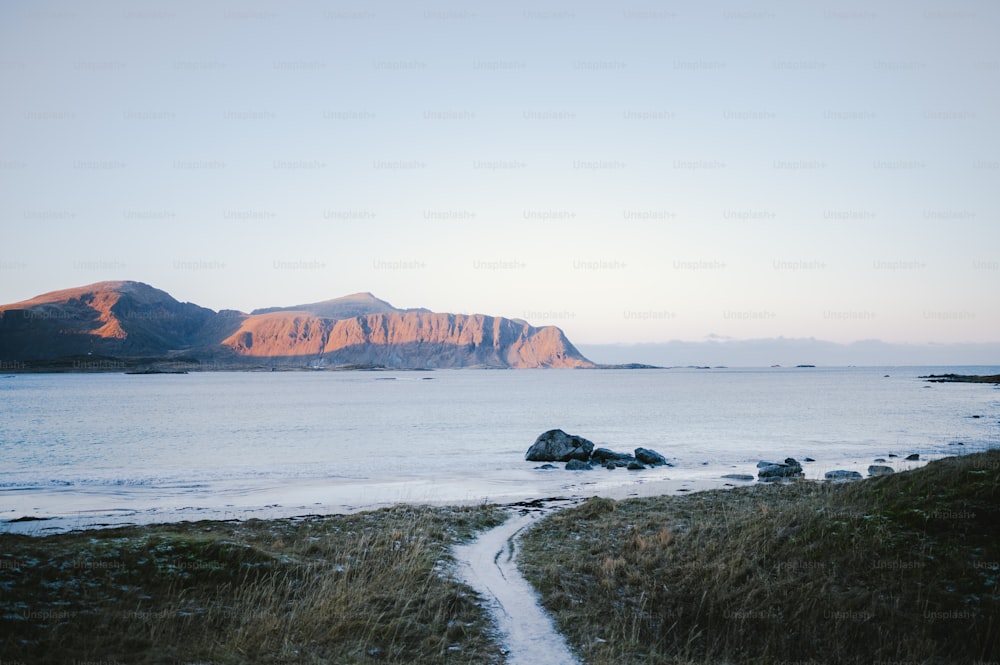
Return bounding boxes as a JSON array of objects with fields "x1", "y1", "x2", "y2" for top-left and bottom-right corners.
[{"x1": 0, "y1": 282, "x2": 593, "y2": 369}]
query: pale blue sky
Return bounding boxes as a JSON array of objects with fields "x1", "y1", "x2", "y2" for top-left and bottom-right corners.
[{"x1": 1, "y1": 0, "x2": 997, "y2": 345}]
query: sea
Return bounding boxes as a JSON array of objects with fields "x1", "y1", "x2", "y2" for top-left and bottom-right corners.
[{"x1": 2, "y1": 366, "x2": 998, "y2": 534}]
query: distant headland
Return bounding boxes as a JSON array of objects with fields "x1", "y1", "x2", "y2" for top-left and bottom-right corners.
[{"x1": 0, "y1": 281, "x2": 595, "y2": 371}]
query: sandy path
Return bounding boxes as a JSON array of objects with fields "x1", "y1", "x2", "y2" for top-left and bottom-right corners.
[{"x1": 453, "y1": 500, "x2": 581, "y2": 665}]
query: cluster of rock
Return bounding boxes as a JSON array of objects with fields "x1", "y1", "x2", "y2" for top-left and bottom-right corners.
[
  {"x1": 757, "y1": 452, "x2": 921, "y2": 483},
  {"x1": 525, "y1": 429, "x2": 671, "y2": 471},
  {"x1": 756, "y1": 458, "x2": 805, "y2": 482},
  {"x1": 824, "y1": 453, "x2": 921, "y2": 481},
  {"x1": 758, "y1": 454, "x2": 921, "y2": 483},
  {"x1": 823, "y1": 464, "x2": 898, "y2": 481},
  {"x1": 528, "y1": 430, "x2": 925, "y2": 482}
]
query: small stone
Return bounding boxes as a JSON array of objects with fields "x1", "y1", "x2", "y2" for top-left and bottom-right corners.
[
  {"x1": 592, "y1": 448, "x2": 636, "y2": 465},
  {"x1": 868, "y1": 465, "x2": 894, "y2": 477},
  {"x1": 565, "y1": 459, "x2": 592, "y2": 471},
  {"x1": 626, "y1": 461, "x2": 646, "y2": 470},
  {"x1": 905, "y1": 453, "x2": 920, "y2": 461}
]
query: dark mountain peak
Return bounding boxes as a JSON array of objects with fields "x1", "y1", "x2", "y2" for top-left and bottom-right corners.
[
  {"x1": 252, "y1": 291, "x2": 406, "y2": 319},
  {"x1": 346, "y1": 291, "x2": 384, "y2": 302},
  {"x1": 0, "y1": 281, "x2": 220, "y2": 360},
  {"x1": 2, "y1": 280, "x2": 173, "y2": 309}
]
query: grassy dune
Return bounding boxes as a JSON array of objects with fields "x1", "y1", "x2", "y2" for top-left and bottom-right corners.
[
  {"x1": 0, "y1": 504, "x2": 506, "y2": 664},
  {"x1": 519, "y1": 450, "x2": 1000, "y2": 665}
]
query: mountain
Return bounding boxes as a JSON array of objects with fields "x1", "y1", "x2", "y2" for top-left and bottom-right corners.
[
  {"x1": 0, "y1": 281, "x2": 231, "y2": 361},
  {"x1": 250, "y1": 292, "x2": 429, "y2": 319},
  {"x1": 219, "y1": 310, "x2": 588, "y2": 368},
  {"x1": 0, "y1": 282, "x2": 593, "y2": 370}
]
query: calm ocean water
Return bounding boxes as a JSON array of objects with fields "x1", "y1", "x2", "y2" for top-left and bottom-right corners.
[{"x1": 2, "y1": 367, "x2": 998, "y2": 533}]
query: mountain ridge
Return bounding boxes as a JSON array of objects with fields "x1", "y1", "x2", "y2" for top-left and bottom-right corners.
[
  {"x1": 250, "y1": 291, "x2": 434, "y2": 319},
  {"x1": 0, "y1": 281, "x2": 593, "y2": 370}
]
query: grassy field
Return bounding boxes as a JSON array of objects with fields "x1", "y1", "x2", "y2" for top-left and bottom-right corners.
[
  {"x1": 0, "y1": 504, "x2": 507, "y2": 664},
  {"x1": 519, "y1": 450, "x2": 1000, "y2": 665},
  {"x1": 4, "y1": 453, "x2": 997, "y2": 665}
]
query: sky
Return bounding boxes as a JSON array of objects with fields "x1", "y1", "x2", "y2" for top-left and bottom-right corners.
[{"x1": 1, "y1": 0, "x2": 997, "y2": 348}]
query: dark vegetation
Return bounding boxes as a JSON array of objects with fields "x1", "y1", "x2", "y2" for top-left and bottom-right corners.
[
  {"x1": 1, "y1": 505, "x2": 507, "y2": 664},
  {"x1": 520, "y1": 450, "x2": 1000, "y2": 664}
]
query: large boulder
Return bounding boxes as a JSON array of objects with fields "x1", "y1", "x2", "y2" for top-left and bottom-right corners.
[
  {"x1": 525, "y1": 429, "x2": 595, "y2": 462},
  {"x1": 757, "y1": 458, "x2": 804, "y2": 481},
  {"x1": 634, "y1": 447, "x2": 669, "y2": 466}
]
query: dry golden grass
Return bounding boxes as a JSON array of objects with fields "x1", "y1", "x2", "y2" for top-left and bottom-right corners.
[
  {"x1": 0, "y1": 504, "x2": 506, "y2": 664},
  {"x1": 519, "y1": 450, "x2": 1000, "y2": 664}
]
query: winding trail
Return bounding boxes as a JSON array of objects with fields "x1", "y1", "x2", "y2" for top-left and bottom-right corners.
[{"x1": 453, "y1": 499, "x2": 580, "y2": 665}]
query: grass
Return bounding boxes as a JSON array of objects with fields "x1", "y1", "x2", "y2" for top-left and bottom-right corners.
[
  {"x1": 5, "y1": 455, "x2": 998, "y2": 665},
  {"x1": 519, "y1": 450, "x2": 1000, "y2": 665},
  {"x1": 0, "y1": 504, "x2": 507, "y2": 664}
]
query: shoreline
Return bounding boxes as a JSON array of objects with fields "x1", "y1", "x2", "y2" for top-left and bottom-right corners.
[
  {"x1": 1, "y1": 449, "x2": 960, "y2": 537},
  {"x1": 2, "y1": 451, "x2": 996, "y2": 664},
  {"x1": 921, "y1": 372, "x2": 1000, "y2": 384},
  {"x1": 3, "y1": 363, "x2": 1000, "y2": 375},
  {"x1": 5, "y1": 366, "x2": 996, "y2": 536}
]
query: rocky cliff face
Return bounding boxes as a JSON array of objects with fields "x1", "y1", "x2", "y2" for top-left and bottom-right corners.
[
  {"x1": 0, "y1": 282, "x2": 593, "y2": 369},
  {"x1": 220, "y1": 310, "x2": 592, "y2": 368}
]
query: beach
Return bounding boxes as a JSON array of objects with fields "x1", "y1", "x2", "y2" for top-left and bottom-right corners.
[
  {"x1": 1, "y1": 450, "x2": 997, "y2": 664},
  {"x1": 2, "y1": 367, "x2": 998, "y2": 662},
  {"x1": 4, "y1": 367, "x2": 997, "y2": 534}
]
